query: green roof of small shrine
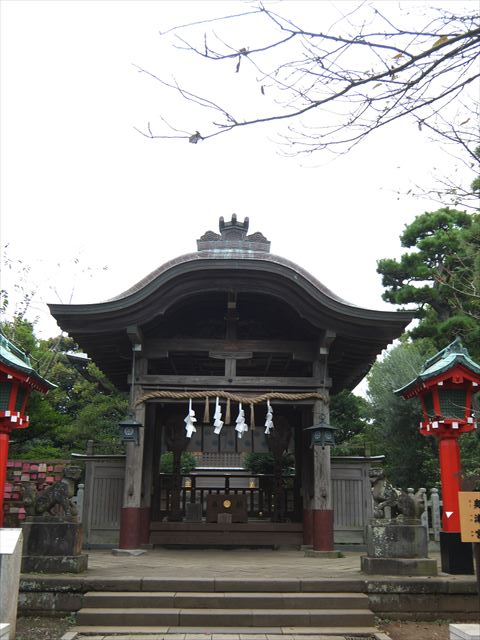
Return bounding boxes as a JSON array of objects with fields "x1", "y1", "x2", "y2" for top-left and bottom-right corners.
[
  {"x1": 395, "y1": 337, "x2": 480, "y2": 396},
  {"x1": 0, "y1": 333, "x2": 56, "y2": 390}
]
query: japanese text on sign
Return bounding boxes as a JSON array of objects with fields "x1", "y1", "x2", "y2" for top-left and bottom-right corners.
[{"x1": 458, "y1": 492, "x2": 480, "y2": 543}]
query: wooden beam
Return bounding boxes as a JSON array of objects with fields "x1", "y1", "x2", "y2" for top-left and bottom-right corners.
[
  {"x1": 264, "y1": 354, "x2": 273, "y2": 377},
  {"x1": 225, "y1": 359, "x2": 236, "y2": 379},
  {"x1": 145, "y1": 338, "x2": 315, "y2": 360},
  {"x1": 209, "y1": 351, "x2": 253, "y2": 360},
  {"x1": 127, "y1": 325, "x2": 143, "y2": 351},
  {"x1": 133, "y1": 374, "x2": 330, "y2": 388},
  {"x1": 142, "y1": 396, "x2": 319, "y2": 405},
  {"x1": 319, "y1": 329, "x2": 336, "y2": 355},
  {"x1": 312, "y1": 330, "x2": 336, "y2": 379},
  {"x1": 313, "y1": 358, "x2": 328, "y2": 380},
  {"x1": 150, "y1": 350, "x2": 168, "y2": 360}
]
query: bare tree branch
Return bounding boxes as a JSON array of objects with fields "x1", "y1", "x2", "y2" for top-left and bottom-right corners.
[{"x1": 137, "y1": 3, "x2": 480, "y2": 206}]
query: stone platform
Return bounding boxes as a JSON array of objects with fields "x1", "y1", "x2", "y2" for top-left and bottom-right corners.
[
  {"x1": 21, "y1": 517, "x2": 87, "y2": 573},
  {"x1": 18, "y1": 547, "x2": 478, "y2": 624},
  {"x1": 361, "y1": 521, "x2": 438, "y2": 576},
  {"x1": 360, "y1": 556, "x2": 437, "y2": 576},
  {"x1": 22, "y1": 554, "x2": 88, "y2": 573}
]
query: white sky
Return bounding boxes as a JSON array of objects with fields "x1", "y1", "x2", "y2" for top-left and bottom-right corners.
[{"x1": 0, "y1": 0, "x2": 476, "y2": 347}]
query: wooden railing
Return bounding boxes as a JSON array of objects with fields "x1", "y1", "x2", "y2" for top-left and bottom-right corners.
[{"x1": 155, "y1": 472, "x2": 298, "y2": 521}]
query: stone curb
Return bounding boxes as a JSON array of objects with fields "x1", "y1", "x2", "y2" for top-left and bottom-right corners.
[
  {"x1": 62, "y1": 632, "x2": 391, "y2": 640},
  {"x1": 21, "y1": 574, "x2": 476, "y2": 594}
]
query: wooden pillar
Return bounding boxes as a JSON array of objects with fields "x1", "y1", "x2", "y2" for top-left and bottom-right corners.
[
  {"x1": 139, "y1": 402, "x2": 156, "y2": 544},
  {"x1": 311, "y1": 395, "x2": 334, "y2": 551},
  {"x1": 141, "y1": 403, "x2": 155, "y2": 509},
  {"x1": 301, "y1": 407, "x2": 314, "y2": 545},
  {"x1": 309, "y1": 330, "x2": 335, "y2": 550},
  {"x1": 119, "y1": 356, "x2": 149, "y2": 549}
]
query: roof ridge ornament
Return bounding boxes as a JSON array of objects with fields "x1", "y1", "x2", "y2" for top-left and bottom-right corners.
[
  {"x1": 219, "y1": 213, "x2": 249, "y2": 240},
  {"x1": 197, "y1": 215, "x2": 271, "y2": 253},
  {"x1": 421, "y1": 336, "x2": 469, "y2": 372}
]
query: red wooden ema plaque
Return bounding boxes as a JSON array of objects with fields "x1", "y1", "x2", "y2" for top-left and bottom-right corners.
[{"x1": 458, "y1": 491, "x2": 480, "y2": 543}]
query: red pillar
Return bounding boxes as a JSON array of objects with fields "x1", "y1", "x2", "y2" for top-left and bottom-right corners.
[
  {"x1": 119, "y1": 506, "x2": 151, "y2": 549},
  {"x1": 0, "y1": 432, "x2": 10, "y2": 528},
  {"x1": 438, "y1": 436, "x2": 461, "y2": 532},
  {"x1": 312, "y1": 509, "x2": 334, "y2": 551},
  {"x1": 119, "y1": 507, "x2": 143, "y2": 549}
]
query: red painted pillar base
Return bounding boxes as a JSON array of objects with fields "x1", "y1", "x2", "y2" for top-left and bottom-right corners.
[
  {"x1": 438, "y1": 436, "x2": 461, "y2": 532},
  {"x1": 312, "y1": 509, "x2": 334, "y2": 551},
  {"x1": 303, "y1": 508, "x2": 313, "y2": 545},
  {"x1": 119, "y1": 507, "x2": 151, "y2": 549},
  {"x1": 0, "y1": 432, "x2": 10, "y2": 528}
]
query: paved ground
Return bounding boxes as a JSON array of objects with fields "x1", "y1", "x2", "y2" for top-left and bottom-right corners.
[
  {"x1": 77, "y1": 547, "x2": 442, "y2": 581},
  {"x1": 15, "y1": 617, "x2": 460, "y2": 640}
]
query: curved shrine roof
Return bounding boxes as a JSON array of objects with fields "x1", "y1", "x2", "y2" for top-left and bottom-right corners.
[{"x1": 48, "y1": 215, "x2": 413, "y2": 392}]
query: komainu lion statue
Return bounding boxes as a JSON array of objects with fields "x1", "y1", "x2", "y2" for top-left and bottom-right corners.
[
  {"x1": 23, "y1": 465, "x2": 82, "y2": 520},
  {"x1": 369, "y1": 467, "x2": 425, "y2": 521}
]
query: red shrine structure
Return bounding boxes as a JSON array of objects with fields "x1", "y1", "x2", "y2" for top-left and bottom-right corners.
[
  {"x1": 49, "y1": 216, "x2": 413, "y2": 549},
  {"x1": 396, "y1": 337, "x2": 479, "y2": 574},
  {"x1": 0, "y1": 334, "x2": 55, "y2": 527}
]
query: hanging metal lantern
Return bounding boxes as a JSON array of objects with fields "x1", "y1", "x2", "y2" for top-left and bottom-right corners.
[
  {"x1": 304, "y1": 419, "x2": 338, "y2": 448},
  {"x1": 118, "y1": 344, "x2": 143, "y2": 446},
  {"x1": 118, "y1": 414, "x2": 142, "y2": 445}
]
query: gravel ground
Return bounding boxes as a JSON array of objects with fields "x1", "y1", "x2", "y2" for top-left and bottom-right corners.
[
  {"x1": 378, "y1": 620, "x2": 450, "y2": 640},
  {"x1": 14, "y1": 616, "x2": 457, "y2": 639},
  {"x1": 16, "y1": 616, "x2": 72, "y2": 640}
]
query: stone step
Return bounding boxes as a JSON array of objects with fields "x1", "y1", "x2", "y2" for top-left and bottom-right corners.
[
  {"x1": 83, "y1": 591, "x2": 369, "y2": 610},
  {"x1": 70, "y1": 625, "x2": 381, "y2": 637},
  {"x1": 138, "y1": 578, "x2": 366, "y2": 593},
  {"x1": 76, "y1": 607, "x2": 375, "y2": 627}
]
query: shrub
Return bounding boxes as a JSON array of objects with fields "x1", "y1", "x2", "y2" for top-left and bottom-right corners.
[
  {"x1": 160, "y1": 451, "x2": 197, "y2": 474},
  {"x1": 243, "y1": 452, "x2": 294, "y2": 474}
]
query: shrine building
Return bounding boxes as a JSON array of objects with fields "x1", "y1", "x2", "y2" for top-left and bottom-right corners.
[{"x1": 49, "y1": 216, "x2": 413, "y2": 549}]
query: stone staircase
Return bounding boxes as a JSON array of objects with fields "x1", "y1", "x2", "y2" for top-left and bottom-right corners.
[{"x1": 74, "y1": 578, "x2": 377, "y2": 636}]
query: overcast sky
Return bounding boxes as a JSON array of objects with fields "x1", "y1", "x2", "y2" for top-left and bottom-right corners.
[{"x1": 1, "y1": 0, "x2": 476, "y2": 343}]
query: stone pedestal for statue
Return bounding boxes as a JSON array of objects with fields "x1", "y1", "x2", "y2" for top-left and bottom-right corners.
[
  {"x1": 361, "y1": 519, "x2": 437, "y2": 576},
  {"x1": 21, "y1": 516, "x2": 88, "y2": 573}
]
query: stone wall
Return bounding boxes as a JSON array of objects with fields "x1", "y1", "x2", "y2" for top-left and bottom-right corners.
[
  {"x1": 366, "y1": 578, "x2": 479, "y2": 621},
  {"x1": 3, "y1": 460, "x2": 71, "y2": 527}
]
